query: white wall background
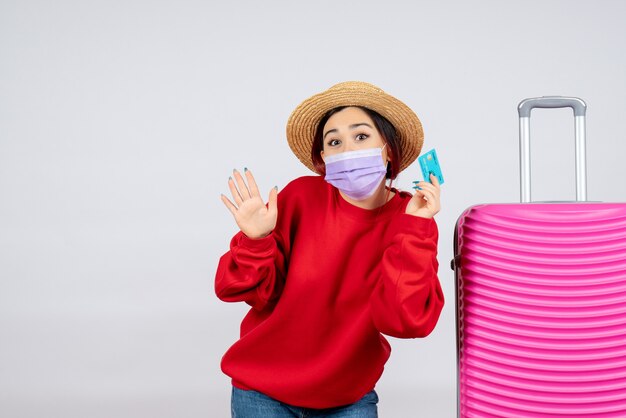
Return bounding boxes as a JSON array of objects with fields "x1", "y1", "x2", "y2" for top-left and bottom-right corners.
[{"x1": 2, "y1": 1, "x2": 626, "y2": 417}]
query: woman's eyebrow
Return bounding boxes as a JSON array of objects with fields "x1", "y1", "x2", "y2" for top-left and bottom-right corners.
[
  {"x1": 349, "y1": 122, "x2": 373, "y2": 130},
  {"x1": 323, "y1": 128, "x2": 338, "y2": 140},
  {"x1": 323, "y1": 123, "x2": 373, "y2": 139}
]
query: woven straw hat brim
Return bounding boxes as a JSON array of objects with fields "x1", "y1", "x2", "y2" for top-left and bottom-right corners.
[{"x1": 286, "y1": 81, "x2": 424, "y2": 174}]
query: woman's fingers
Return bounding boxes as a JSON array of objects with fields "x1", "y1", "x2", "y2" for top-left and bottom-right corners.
[
  {"x1": 223, "y1": 170, "x2": 278, "y2": 234},
  {"x1": 414, "y1": 181, "x2": 440, "y2": 201},
  {"x1": 245, "y1": 169, "x2": 261, "y2": 197},
  {"x1": 220, "y1": 194, "x2": 238, "y2": 216},
  {"x1": 412, "y1": 187, "x2": 432, "y2": 202},
  {"x1": 408, "y1": 175, "x2": 441, "y2": 218},
  {"x1": 430, "y1": 173, "x2": 440, "y2": 187},
  {"x1": 420, "y1": 188, "x2": 436, "y2": 203},
  {"x1": 413, "y1": 181, "x2": 440, "y2": 206},
  {"x1": 416, "y1": 182, "x2": 437, "y2": 199},
  {"x1": 228, "y1": 176, "x2": 243, "y2": 206},
  {"x1": 267, "y1": 186, "x2": 278, "y2": 217},
  {"x1": 233, "y1": 169, "x2": 251, "y2": 200},
  {"x1": 421, "y1": 188, "x2": 440, "y2": 211},
  {"x1": 414, "y1": 180, "x2": 439, "y2": 193},
  {"x1": 227, "y1": 168, "x2": 257, "y2": 206}
]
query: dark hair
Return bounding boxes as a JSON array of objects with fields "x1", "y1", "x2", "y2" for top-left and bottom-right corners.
[{"x1": 311, "y1": 106, "x2": 402, "y2": 179}]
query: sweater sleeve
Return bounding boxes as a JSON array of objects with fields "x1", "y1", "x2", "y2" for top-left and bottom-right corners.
[
  {"x1": 214, "y1": 230, "x2": 288, "y2": 311},
  {"x1": 370, "y1": 214, "x2": 444, "y2": 338}
]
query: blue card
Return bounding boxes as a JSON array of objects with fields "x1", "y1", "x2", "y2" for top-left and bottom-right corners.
[{"x1": 418, "y1": 149, "x2": 444, "y2": 185}]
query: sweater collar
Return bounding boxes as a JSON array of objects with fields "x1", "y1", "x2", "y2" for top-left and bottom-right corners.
[{"x1": 329, "y1": 181, "x2": 407, "y2": 222}]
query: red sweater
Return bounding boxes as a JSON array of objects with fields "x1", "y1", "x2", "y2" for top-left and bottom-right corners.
[{"x1": 215, "y1": 175, "x2": 444, "y2": 409}]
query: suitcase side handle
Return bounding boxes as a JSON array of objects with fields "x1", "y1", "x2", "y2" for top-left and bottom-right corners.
[{"x1": 517, "y1": 96, "x2": 588, "y2": 203}]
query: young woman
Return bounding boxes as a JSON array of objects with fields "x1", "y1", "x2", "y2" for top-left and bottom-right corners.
[{"x1": 216, "y1": 81, "x2": 444, "y2": 417}]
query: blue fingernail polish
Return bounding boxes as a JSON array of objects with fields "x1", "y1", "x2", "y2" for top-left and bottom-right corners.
[{"x1": 244, "y1": 167, "x2": 248, "y2": 172}]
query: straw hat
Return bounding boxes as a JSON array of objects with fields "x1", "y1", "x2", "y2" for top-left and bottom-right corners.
[{"x1": 286, "y1": 81, "x2": 424, "y2": 174}]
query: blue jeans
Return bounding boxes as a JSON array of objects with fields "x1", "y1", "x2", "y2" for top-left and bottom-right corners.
[{"x1": 231, "y1": 386, "x2": 378, "y2": 417}]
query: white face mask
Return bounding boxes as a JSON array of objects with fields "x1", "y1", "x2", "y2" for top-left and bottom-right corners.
[{"x1": 324, "y1": 145, "x2": 387, "y2": 200}]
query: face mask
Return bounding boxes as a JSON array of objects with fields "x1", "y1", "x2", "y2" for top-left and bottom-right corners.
[{"x1": 324, "y1": 145, "x2": 388, "y2": 200}]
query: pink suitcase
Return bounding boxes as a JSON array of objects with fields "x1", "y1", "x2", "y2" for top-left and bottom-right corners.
[{"x1": 452, "y1": 97, "x2": 626, "y2": 417}]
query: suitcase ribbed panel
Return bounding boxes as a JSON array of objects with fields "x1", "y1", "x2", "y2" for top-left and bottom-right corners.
[{"x1": 456, "y1": 203, "x2": 626, "y2": 417}]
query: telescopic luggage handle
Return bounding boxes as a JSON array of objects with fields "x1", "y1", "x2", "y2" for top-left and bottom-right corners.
[{"x1": 517, "y1": 96, "x2": 588, "y2": 203}]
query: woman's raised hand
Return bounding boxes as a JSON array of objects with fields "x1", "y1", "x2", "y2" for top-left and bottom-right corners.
[
  {"x1": 221, "y1": 169, "x2": 278, "y2": 239},
  {"x1": 405, "y1": 173, "x2": 441, "y2": 219}
]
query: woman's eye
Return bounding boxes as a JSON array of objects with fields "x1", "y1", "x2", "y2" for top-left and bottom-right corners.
[
  {"x1": 356, "y1": 133, "x2": 369, "y2": 141},
  {"x1": 328, "y1": 139, "x2": 341, "y2": 146}
]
